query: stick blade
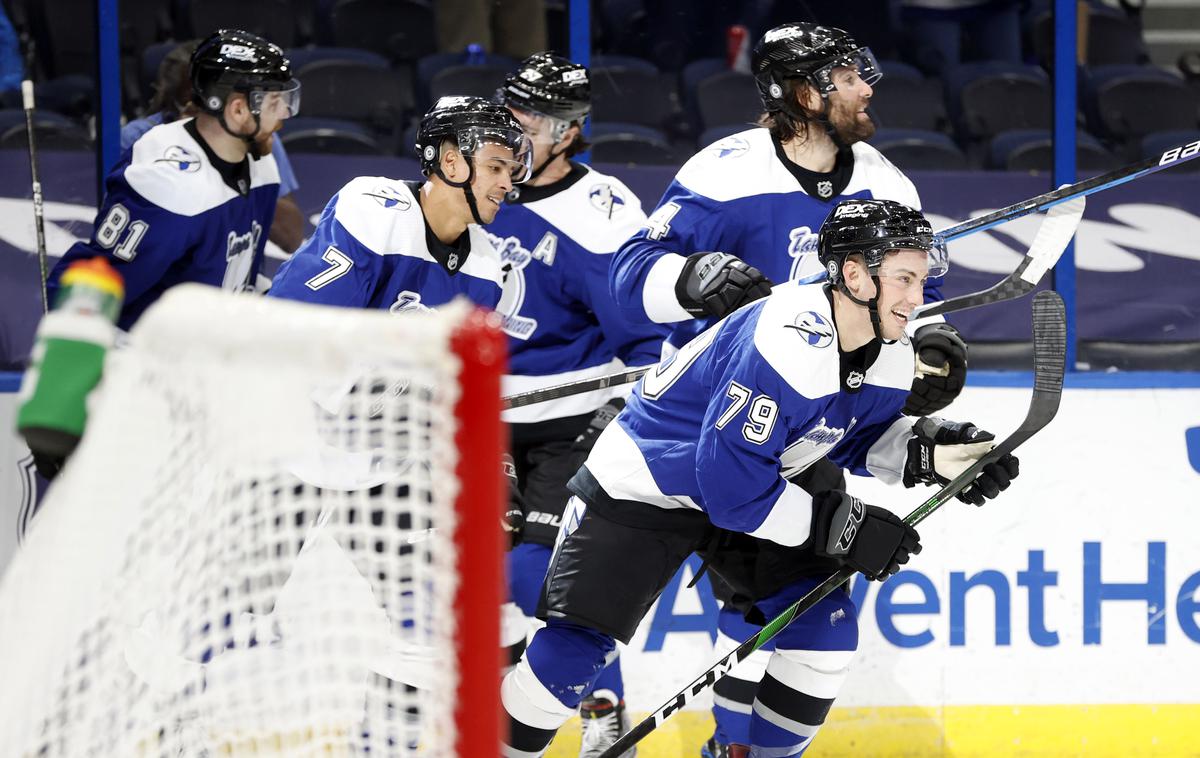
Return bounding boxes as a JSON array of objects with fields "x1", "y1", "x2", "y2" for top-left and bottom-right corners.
[
  {"x1": 1020, "y1": 195, "x2": 1085, "y2": 286},
  {"x1": 1024, "y1": 290, "x2": 1067, "y2": 438}
]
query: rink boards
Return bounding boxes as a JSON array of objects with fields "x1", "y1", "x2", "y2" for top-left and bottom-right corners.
[
  {"x1": 559, "y1": 383, "x2": 1200, "y2": 757},
  {"x1": 3, "y1": 378, "x2": 1198, "y2": 756}
]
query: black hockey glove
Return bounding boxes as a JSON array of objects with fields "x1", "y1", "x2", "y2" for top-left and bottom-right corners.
[
  {"x1": 902, "y1": 417, "x2": 1020, "y2": 506},
  {"x1": 572, "y1": 398, "x2": 625, "y2": 455},
  {"x1": 675, "y1": 252, "x2": 773, "y2": 319},
  {"x1": 811, "y1": 490, "x2": 920, "y2": 581},
  {"x1": 502, "y1": 452, "x2": 525, "y2": 550},
  {"x1": 903, "y1": 322, "x2": 968, "y2": 416}
]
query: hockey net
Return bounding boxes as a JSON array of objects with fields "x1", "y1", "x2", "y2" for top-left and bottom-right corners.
[{"x1": 0, "y1": 285, "x2": 505, "y2": 757}]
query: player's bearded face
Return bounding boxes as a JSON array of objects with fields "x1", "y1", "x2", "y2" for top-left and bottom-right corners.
[{"x1": 826, "y1": 66, "x2": 876, "y2": 144}]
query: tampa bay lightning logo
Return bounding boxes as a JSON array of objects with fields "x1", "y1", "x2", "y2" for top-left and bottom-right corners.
[
  {"x1": 363, "y1": 184, "x2": 412, "y2": 210},
  {"x1": 785, "y1": 310, "x2": 834, "y2": 348},
  {"x1": 709, "y1": 136, "x2": 749, "y2": 159},
  {"x1": 155, "y1": 145, "x2": 201, "y2": 172},
  {"x1": 787, "y1": 226, "x2": 824, "y2": 283},
  {"x1": 588, "y1": 183, "x2": 625, "y2": 216}
]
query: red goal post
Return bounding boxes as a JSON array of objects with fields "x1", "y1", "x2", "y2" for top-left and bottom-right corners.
[{"x1": 0, "y1": 285, "x2": 505, "y2": 757}]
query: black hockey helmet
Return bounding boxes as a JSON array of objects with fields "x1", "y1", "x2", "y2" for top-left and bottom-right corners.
[
  {"x1": 416, "y1": 95, "x2": 533, "y2": 182},
  {"x1": 818, "y1": 199, "x2": 946, "y2": 287},
  {"x1": 752, "y1": 22, "x2": 881, "y2": 113},
  {"x1": 497, "y1": 52, "x2": 591, "y2": 127},
  {"x1": 191, "y1": 29, "x2": 299, "y2": 118}
]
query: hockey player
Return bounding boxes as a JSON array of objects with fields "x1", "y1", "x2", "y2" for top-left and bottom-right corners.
[
  {"x1": 267, "y1": 95, "x2": 531, "y2": 317},
  {"x1": 490, "y1": 52, "x2": 666, "y2": 757},
  {"x1": 501, "y1": 199, "x2": 1020, "y2": 758},
  {"x1": 612, "y1": 21, "x2": 966, "y2": 414},
  {"x1": 47, "y1": 29, "x2": 298, "y2": 330},
  {"x1": 608, "y1": 23, "x2": 970, "y2": 753},
  {"x1": 121, "y1": 38, "x2": 307, "y2": 254}
]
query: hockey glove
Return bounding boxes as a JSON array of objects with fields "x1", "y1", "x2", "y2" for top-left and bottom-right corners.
[
  {"x1": 903, "y1": 322, "x2": 968, "y2": 416},
  {"x1": 811, "y1": 490, "x2": 920, "y2": 581},
  {"x1": 675, "y1": 252, "x2": 773, "y2": 319},
  {"x1": 502, "y1": 452, "x2": 525, "y2": 549},
  {"x1": 902, "y1": 417, "x2": 1020, "y2": 506},
  {"x1": 572, "y1": 398, "x2": 625, "y2": 455}
]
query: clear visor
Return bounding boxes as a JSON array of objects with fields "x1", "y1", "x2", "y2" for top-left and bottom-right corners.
[
  {"x1": 870, "y1": 241, "x2": 949, "y2": 286},
  {"x1": 248, "y1": 80, "x2": 301, "y2": 119},
  {"x1": 813, "y1": 47, "x2": 882, "y2": 92},
  {"x1": 508, "y1": 103, "x2": 572, "y2": 144},
  {"x1": 457, "y1": 125, "x2": 534, "y2": 183}
]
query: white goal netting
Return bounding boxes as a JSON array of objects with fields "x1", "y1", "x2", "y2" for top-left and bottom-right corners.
[{"x1": 0, "y1": 286, "x2": 504, "y2": 757}]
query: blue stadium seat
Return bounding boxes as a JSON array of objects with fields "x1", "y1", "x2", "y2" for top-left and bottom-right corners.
[
  {"x1": 946, "y1": 62, "x2": 1051, "y2": 144},
  {"x1": 591, "y1": 65, "x2": 678, "y2": 133},
  {"x1": 280, "y1": 117, "x2": 384, "y2": 154},
  {"x1": 1030, "y1": 6, "x2": 1148, "y2": 69},
  {"x1": 429, "y1": 64, "x2": 512, "y2": 107},
  {"x1": 589, "y1": 122, "x2": 678, "y2": 165},
  {"x1": 1083, "y1": 65, "x2": 1198, "y2": 147},
  {"x1": 416, "y1": 53, "x2": 517, "y2": 111},
  {"x1": 680, "y1": 58, "x2": 728, "y2": 131},
  {"x1": 988, "y1": 129, "x2": 1114, "y2": 173},
  {"x1": 870, "y1": 128, "x2": 968, "y2": 171},
  {"x1": 0, "y1": 114, "x2": 92, "y2": 151},
  {"x1": 295, "y1": 60, "x2": 414, "y2": 140},
  {"x1": 869, "y1": 61, "x2": 948, "y2": 133},
  {"x1": 286, "y1": 47, "x2": 390, "y2": 72},
  {"x1": 695, "y1": 70, "x2": 760, "y2": 132}
]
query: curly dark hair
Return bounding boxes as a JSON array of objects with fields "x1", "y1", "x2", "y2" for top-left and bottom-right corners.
[{"x1": 756, "y1": 77, "x2": 824, "y2": 143}]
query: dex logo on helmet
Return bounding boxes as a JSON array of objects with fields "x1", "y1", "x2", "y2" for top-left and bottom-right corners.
[{"x1": 219, "y1": 44, "x2": 259, "y2": 63}]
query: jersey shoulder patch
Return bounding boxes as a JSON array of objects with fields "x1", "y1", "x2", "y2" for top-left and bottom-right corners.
[
  {"x1": 331, "y1": 177, "x2": 428, "y2": 259},
  {"x1": 521, "y1": 165, "x2": 647, "y2": 254},
  {"x1": 844, "y1": 141, "x2": 921, "y2": 209},
  {"x1": 675, "y1": 127, "x2": 800, "y2": 203},
  {"x1": 751, "y1": 281, "x2": 840, "y2": 399},
  {"x1": 123, "y1": 120, "x2": 231, "y2": 217}
]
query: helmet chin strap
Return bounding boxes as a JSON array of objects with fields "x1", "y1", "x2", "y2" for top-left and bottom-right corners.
[
  {"x1": 837, "y1": 275, "x2": 891, "y2": 344},
  {"x1": 435, "y1": 157, "x2": 486, "y2": 226},
  {"x1": 777, "y1": 76, "x2": 847, "y2": 148},
  {"x1": 217, "y1": 108, "x2": 265, "y2": 155}
]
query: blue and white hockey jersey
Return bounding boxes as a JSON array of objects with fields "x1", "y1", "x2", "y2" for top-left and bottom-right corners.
[
  {"x1": 579, "y1": 280, "x2": 918, "y2": 548},
  {"x1": 268, "y1": 177, "x2": 508, "y2": 318},
  {"x1": 611, "y1": 127, "x2": 937, "y2": 347},
  {"x1": 48, "y1": 118, "x2": 279, "y2": 330},
  {"x1": 485, "y1": 163, "x2": 667, "y2": 424}
]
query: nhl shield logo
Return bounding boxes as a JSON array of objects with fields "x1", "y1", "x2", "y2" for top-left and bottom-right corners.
[
  {"x1": 846, "y1": 370, "x2": 864, "y2": 389},
  {"x1": 816, "y1": 180, "x2": 834, "y2": 199}
]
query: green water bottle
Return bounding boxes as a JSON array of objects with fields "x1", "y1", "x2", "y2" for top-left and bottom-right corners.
[{"x1": 17, "y1": 257, "x2": 125, "y2": 475}]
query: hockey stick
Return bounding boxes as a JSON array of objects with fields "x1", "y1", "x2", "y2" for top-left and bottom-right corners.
[
  {"x1": 22, "y1": 80, "x2": 50, "y2": 314},
  {"x1": 936, "y1": 137, "x2": 1199, "y2": 242},
  {"x1": 504, "y1": 193, "x2": 1082, "y2": 410},
  {"x1": 598, "y1": 290, "x2": 1067, "y2": 758},
  {"x1": 912, "y1": 194, "x2": 1085, "y2": 320},
  {"x1": 502, "y1": 365, "x2": 651, "y2": 410}
]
